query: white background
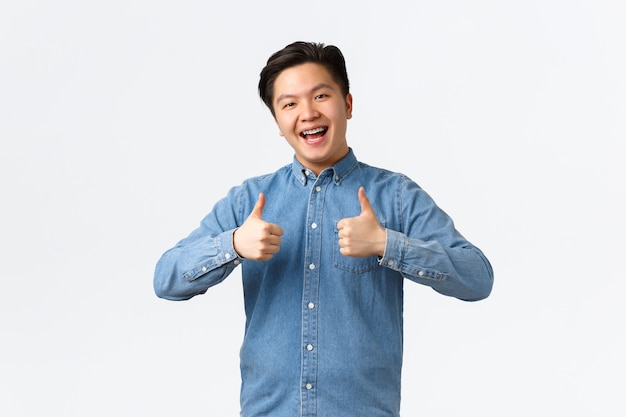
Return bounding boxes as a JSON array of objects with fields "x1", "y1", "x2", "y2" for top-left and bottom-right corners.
[{"x1": 1, "y1": 1, "x2": 624, "y2": 416}]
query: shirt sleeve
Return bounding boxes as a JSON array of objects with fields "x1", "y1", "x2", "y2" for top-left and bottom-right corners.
[
  {"x1": 377, "y1": 177, "x2": 494, "y2": 301},
  {"x1": 153, "y1": 187, "x2": 246, "y2": 301}
]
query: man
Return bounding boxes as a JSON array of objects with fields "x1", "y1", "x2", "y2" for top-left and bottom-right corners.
[{"x1": 154, "y1": 41, "x2": 493, "y2": 417}]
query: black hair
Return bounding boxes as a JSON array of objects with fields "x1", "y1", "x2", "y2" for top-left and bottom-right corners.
[{"x1": 258, "y1": 41, "x2": 350, "y2": 116}]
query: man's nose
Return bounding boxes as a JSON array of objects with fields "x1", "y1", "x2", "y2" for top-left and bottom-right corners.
[{"x1": 299, "y1": 101, "x2": 320, "y2": 121}]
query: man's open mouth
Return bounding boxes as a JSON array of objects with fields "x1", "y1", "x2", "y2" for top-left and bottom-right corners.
[{"x1": 300, "y1": 127, "x2": 328, "y2": 140}]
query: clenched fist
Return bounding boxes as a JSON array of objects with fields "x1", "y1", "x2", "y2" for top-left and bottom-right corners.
[
  {"x1": 233, "y1": 193, "x2": 284, "y2": 261},
  {"x1": 337, "y1": 187, "x2": 386, "y2": 258}
]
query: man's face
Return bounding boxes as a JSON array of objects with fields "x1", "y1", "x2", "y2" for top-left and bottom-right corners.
[{"x1": 272, "y1": 62, "x2": 353, "y2": 175}]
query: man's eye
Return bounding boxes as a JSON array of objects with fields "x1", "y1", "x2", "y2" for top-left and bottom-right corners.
[
  {"x1": 315, "y1": 94, "x2": 327, "y2": 100},
  {"x1": 283, "y1": 102, "x2": 295, "y2": 108}
]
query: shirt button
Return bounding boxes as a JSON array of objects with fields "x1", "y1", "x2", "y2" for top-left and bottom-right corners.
[
  {"x1": 315, "y1": 186, "x2": 321, "y2": 192},
  {"x1": 418, "y1": 270, "x2": 425, "y2": 276},
  {"x1": 234, "y1": 260, "x2": 240, "y2": 265},
  {"x1": 309, "y1": 263, "x2": 315, "y2": 270},
  {"x1": 387, "y1": 259, "x2": 394, "y2": 266},
  {"x1": 308, "y1": 302, "x2": 315, "y2": 309},
  {"x1": 306, "y1": 383, "x2": 313, "y2": 390},
  {"x1": 311, "y1": 222, "x2": 317, "y2": 229},
  {"x1": 201, "y1": 266, "x2": 207, "y2": 272},
  {"x1": 306, "y1": 344, "x2": 314, "y2": 351},
  {"x1": 304, "y1": 170, "x2": 310, "y2": 176},
  {"x1": 225, "y1": 253, "x2": 231, "y2": 259}
]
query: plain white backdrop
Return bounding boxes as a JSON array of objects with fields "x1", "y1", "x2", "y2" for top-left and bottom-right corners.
[{"x1": 1, "y1": 1, "x2": 624, "y2": 416}]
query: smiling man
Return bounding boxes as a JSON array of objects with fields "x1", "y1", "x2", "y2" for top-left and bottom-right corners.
[
  {"x1": 154, "y1": 41, "x2": 494, "y2": 417},
  {"x1": 273, "y1": 62, "x2": 352, "y2": 174}
]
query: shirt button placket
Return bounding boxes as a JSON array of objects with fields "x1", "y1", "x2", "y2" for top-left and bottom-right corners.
[{"x1": 301, "y1": 176, "x2": 326, "y2": 416}]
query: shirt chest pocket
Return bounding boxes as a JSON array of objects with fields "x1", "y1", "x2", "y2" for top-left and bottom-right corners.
[{"x1": 332, "y1": 219, "x2": 385, "y2": 274}]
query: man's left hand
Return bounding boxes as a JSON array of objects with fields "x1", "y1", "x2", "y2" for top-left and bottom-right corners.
[{"x1": 337, "y1": 187, "x2": 387, "y2": 258}]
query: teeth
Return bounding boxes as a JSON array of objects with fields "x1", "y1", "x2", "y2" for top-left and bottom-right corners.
[{"x1": 303, "y1": 127, "x2": 325, "y2": 136}]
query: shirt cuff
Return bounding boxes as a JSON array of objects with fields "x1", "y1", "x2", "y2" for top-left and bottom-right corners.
[
  {"x1": 378, "y1": 228, "x2": 403, "y2": 271},
  {"x1": 222, "y1": 228, "x2": 244, "y2": 265}
]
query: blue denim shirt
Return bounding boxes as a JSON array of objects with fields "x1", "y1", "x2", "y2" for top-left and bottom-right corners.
[{"x1": 154, "y1": 149, "x2": 493, "y2": 417}]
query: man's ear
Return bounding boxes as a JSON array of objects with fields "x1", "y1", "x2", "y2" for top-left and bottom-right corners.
[
  {"x1": 273, "y1": 111, "x2": 283, "y2": 136},
  {"x1": 345, "y1": 93, "x2": 353, "y2": 119}
]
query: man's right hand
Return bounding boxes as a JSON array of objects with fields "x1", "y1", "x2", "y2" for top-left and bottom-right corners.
[{"x1": 233, "y1": 193, "x2": 284, "y2": 261}]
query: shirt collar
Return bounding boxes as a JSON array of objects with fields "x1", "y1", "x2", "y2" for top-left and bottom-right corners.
[{"x1": 291, "y1": 148, "x2": 358, "y2": 186}]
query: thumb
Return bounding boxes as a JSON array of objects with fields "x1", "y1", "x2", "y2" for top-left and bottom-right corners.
[
  {"x1": 358, "y1": 187, "x2": 373, "y2": 215},
  {"x1": 250, "y1": 192, "x2": 266, "y2": 219}
]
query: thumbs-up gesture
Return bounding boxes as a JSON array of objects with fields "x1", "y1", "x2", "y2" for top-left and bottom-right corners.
[
  {"x1": 233, "y1": 193, "x2": 284, "y2": 261},
  {"x1": 337, "y1": 187, "x2": 387, "y2": 258}
]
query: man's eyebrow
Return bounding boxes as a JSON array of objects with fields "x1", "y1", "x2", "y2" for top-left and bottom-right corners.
[{"x1": 275, "y1": 83, "x2": 336, "y2": 102}]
